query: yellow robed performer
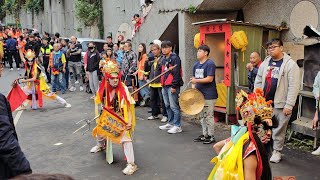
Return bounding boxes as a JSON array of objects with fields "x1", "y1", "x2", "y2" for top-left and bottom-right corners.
[{"x1": 91, "y1": 61, "x2": 138, "y2": 175}]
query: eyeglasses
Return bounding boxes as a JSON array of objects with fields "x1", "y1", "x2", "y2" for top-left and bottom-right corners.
[{"x1": 267, "y1": 46, "x2": 280, "y2": 50}]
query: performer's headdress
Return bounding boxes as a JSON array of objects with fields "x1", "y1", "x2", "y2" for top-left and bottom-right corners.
[
  {"x1": 236, "y1": 88, "x2": 273, "y2": 124},
  {"x1": 24, "y1": 49, "x2": 36, "y2": 61},
  {"x1": 235, "y1": 88, "x2": 275, "y2": 179},
  {"x1": 102, "y1": 61, "x2": 121, "y2": 78}
]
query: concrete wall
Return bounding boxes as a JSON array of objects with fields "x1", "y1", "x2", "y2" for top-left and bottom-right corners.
[
  {"x1": 5, "y1": 0, "x2": 91, "y2": 38},
  {"x1": 243, "y1": 0, "x2": 320, "y2": 42}
]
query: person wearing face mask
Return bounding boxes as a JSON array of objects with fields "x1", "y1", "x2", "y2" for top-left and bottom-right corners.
[
  {"x1": 91, "y1": 61, "x2": 138, "y2": 175},
  {"x1": 84, "y1": 42, "x2": 101, "y2": 99},
  {"x1": 13, "y1": 49, "x2": 71, "y2": 110}
]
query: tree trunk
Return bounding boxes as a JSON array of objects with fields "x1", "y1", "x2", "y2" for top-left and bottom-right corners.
[
  {"x1": 89, "y1": 25, "x2": 99, "y2": 38},
  {"x1": 32, "y1": 11, "x2": 35, "y2": 28}
]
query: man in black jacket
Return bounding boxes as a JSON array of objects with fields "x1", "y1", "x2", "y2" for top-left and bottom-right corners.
[
  {"x1": 158, "y1": 41, "x2": 183, "y2": 134},
  {"x1": 145, "y1": 44, "x2": 167, "y2": 122},
  {"x1": 0, "y1": 65, "x2": 32, "y2": 179}
]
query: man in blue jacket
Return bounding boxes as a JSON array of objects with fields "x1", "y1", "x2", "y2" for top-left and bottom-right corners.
[
  {"x1": 5, "y1": 35, "x2": 20, "y2": 70},
  {"x1": 0, "y1": 63, "x2": 32, "y2": 179}
]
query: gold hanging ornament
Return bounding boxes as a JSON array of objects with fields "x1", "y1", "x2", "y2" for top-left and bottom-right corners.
[
  {"x1": 230, "y1": 31, "x2": 248, "y2": 62},
  {"x1": 194, "y1": 33, "x2": 201, "y2": 49}
]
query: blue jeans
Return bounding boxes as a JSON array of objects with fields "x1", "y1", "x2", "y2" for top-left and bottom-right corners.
[
  {"x1": 51, "y1": 73, "x2": 66, "y2": 93},
  {"x1": 162, "y1": 86, "x2": 181, "y2": 127},
  {"x1": 138, "y1": 80, "x2": 150, "y2": 100}
]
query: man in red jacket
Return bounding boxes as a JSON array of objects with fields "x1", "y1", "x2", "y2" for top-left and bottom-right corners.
[{"x1": 158, "y1": 41, "x2": 184, "y2": 134}]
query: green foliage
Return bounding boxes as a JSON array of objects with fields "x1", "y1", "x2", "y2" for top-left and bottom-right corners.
[
  {"x1": 75, "y1": 0, "x2": 101, "y2": 27},
  {"x1": 24, "y1": 0, "x2": 44, "y2": 14},
  {"x1": 3, "y1": 0, "x2": 20, "y2": 15},
  {"x1": 188, "y1": 5, "x2": 197, "y2": 14}
]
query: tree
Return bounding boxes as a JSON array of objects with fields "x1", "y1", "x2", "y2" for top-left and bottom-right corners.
[
  {"x1": 24, "y1": 0, "x2": 44, "y2": 27},
  {"x1": 75, "y1": 0, "x2": 104, "y2": 38}
]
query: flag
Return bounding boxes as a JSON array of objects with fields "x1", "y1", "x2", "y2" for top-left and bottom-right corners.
[{"x1": 7, "y1": 84, "x2": 27, "y2": 112}]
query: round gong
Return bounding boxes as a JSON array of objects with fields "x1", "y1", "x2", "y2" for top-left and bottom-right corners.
[{"x1": 179, "y1": 88, "x2": 205, "y2": 115}]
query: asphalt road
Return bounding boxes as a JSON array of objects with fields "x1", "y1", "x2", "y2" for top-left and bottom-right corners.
[{"x1": 1, "y1": 68, "x2": 320, "y2": 180}]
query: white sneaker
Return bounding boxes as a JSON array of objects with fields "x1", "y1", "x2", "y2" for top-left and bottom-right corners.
[
  {"x1": 159, "y1": 123, "x2": 173, "y2": 130},
  {"x1": 122, "y1": 163, "x2": 138, "y2": 175},
  {"x1": 312, "y1": 146, "x2": 320, "y2": 155},
  {"x1": 79, "y1": 86, "x2": 84, "y2": 91},
  {"x1": 64, "y1": 103, "x2": 72, "y2": 108},
  {"x1": 161, "y1": 116, "x2": 167, "y2": 123},
  {"x1": 270, "y1": 150, "x2": 282, "y2": 163},
  {"x1": 17, "y1": 68, "x2": 20, "y2": 71},
  {"x1": 75, "y1": 80, "x2": 79, "y2": 84},
  {"x1": 10, "y1": 68, "x2": 13, "y2": 71},
  {"x1": 90, "y1": 145, "x2": 104, "y2": 153},
  {"x1": 90, "y1": 95, "x2": 95, "y2": 100},
  {"x1": 148, "y1": 115, "x2": 159, "y2": 120},
  {"x1": 69, "y1": 86, "x2": 76, "y2": 92},
  {"x1": 167, "y1": 126, "x2": 182, "y2": 134}
]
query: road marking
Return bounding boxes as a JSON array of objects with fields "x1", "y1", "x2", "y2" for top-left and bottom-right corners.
[
  {"x1": 14, "y1": 110, "x2": 24, "y2": 126},
  {"x1": 54, "y1": 143, "x2": 63, "y2": 146}
]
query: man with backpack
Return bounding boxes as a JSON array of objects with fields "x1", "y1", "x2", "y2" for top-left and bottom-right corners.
[{"x1": 48, "y1": 43, "x2": 67, "y2": 94}]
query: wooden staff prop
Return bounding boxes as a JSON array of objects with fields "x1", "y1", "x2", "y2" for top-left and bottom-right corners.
[{"x1": 131, "y1": 65, "x2": 177, "y2": 95}]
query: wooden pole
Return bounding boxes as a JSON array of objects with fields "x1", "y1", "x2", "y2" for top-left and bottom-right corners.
[{"x1": 131, "y1": 65, "x2": 177, "y2": 95}]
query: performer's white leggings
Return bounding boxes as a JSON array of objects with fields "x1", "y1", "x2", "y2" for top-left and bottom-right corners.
[
  {"x1": 22, "y1": 86, "x2": 67, "y2": 105},
  {"x1": 96, "y1": 135, "x2": 135, "y2": 164}
]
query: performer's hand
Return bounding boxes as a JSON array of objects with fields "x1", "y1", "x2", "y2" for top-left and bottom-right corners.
[
  {"x1": 12, "y1": 79, "x2": 18, "y2": 86},
  {"x1": 283, "y1": 108, "x2": 292, "y2": 116},
  {"x1": 47, "y1": 68, "x2": 50, "y2": 73},
  {"x1": 126, "y1": 123, "x2": 132, "y2": 130},
  {"x1": 63, "y1": 68, "x2": 66, "y2": 73},
  {"x1": 171, "y1": 88, "x2": 176, "y2": 94}
]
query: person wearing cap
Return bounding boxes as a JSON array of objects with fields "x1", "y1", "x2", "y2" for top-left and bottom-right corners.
[
  {"x1": 14, "y1": 49, "x2": 71, "y2": 109},
  {"x1": 158, "y1": 40, "x2": 184, "y2": 134},
  {"x1": 84, "y1": 42, "x2": 100, "y2": 99},
  {"x1": 25, "y1": 34, "x2": 40, "y2": 57},
  {"x1": 145, "y1": 43, "x2": 168, "y2": 122},
  {"x1": 91, "y1": 61, "x2": 138, "y2": 175}
]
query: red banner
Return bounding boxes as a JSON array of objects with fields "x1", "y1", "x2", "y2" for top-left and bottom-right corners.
[
  {"x1": 7, "y1": 84, "x2": 27, "y2": 112},
  {"x1": 200, "y1": 23, "x2": 232, "y2": 87}
]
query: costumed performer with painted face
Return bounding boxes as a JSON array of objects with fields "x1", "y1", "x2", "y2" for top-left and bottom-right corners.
[
  {"x1": 13, "y1": 49, "x2": 71, "y2": 109},
  {"x1": 91, "y1": 61, "x2": 138, "y2": 175},
  {"x1": 208, "y1": 88, "x2": 277, "y2": 180}
]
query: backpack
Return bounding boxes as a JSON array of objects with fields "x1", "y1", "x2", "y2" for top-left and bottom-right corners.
[{"x1": 53, "y1": 51, "x2": 63, "y2": 71}]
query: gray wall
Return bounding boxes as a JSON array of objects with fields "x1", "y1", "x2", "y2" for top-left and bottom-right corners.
[{"x1": 243, "y1": 0, "x2": 320, "y2": 41}]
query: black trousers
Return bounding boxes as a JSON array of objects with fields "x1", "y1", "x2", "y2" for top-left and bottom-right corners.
[
  {"x1": 150, "y1": 86, "x2": 167, "y2": 117},
  {"x1": 43, "y1": 59, "x2": 51, "y2": 83},
  {"x1": 7, "y1": 50, "x2": 20, "y2": 68}
]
